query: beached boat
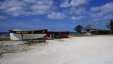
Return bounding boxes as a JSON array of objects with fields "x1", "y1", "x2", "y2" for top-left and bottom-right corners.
[{"x1": 9, "y1": 29, "x2": 47, "y2": 40}]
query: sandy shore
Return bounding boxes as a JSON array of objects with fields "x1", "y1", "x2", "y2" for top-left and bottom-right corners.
[{"x1": 0, "y1": 35, "x2": 113, "y2": 64}]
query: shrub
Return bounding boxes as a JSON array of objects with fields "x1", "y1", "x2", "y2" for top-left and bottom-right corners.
[{"x1": 96, "y1": 30, "x2": 110, "y2": 35}]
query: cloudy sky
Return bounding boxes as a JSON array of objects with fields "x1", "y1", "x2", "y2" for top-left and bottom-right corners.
[{"x1": 0, "y1": 0, "x2": 113, "y2": 32}]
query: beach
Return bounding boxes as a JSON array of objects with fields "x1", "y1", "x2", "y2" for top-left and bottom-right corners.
[{"x1": 0, "y1": 35, "x2": 113, "y2": 64}]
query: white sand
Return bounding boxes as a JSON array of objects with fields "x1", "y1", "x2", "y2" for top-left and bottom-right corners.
[{"x1": 0, "y1": 36, "x2": 113, "y2": 64}]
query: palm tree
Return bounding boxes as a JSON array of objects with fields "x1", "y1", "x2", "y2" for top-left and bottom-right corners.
[
  {"x1": 107, "y1": 19, "x2": 113, "y2": 34},
  {"x1": 74, "y1": 25, "x2": 83, "y2": 33}
]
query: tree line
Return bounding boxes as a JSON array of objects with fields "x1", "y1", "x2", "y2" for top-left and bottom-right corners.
[{"x1": 74, "y1": 19, "x2": 113, "y2": 34}]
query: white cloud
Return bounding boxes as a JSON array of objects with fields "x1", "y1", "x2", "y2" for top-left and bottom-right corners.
[
  {"x1": 90, "y1": 2, "x2": 113, "y2": 17},
  {"x1": 30, "y1": 0, "x2": 53, "y2": 15},
  {"x1": 70, "y1": 0, "x2": 89, "y2": 7},
  {"x1": 0, "y1": 0, "x2": 26, "y2": 16},
  {"x1": 60, "y1": 0, "x2": 70, "y2": 8},
  {"x1": 70, "y1": 7, "x2": 87, "y2": 15},
  {"x1": 48, "y1": 12, "x2": 66, "y2": 19},
  {"x1": 60, "y1": 0, "x2": 89, "y2": 8},
  {"x1": 103, "y1": 14, "x2": 113, "y2": 20},
  {"x1": 89, "y1": 2, "x2": 113, "y2": 22},
  {"x1": 71, "y1": 16, "x2": 83, "y2": 20},
  {"x1": 0, "y1": 16, "x2": 6, "y2": 19},
  {"x1": 22, "y1": 0, "x2": 37, "y2": 3},
  {"x1": 60, "y1": 0, "x2": 89, "y2": 20},
  {"x1": 0, "y1": 0, "x2": 53, "y2": 16}
]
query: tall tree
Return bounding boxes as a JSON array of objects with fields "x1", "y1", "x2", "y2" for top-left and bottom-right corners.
[
  {"x1": 74, "y1": 25, "x2": 83, "y2": 33},
  {"x1": 107, "y1": 19, "x2": 113, "y2": 34}
]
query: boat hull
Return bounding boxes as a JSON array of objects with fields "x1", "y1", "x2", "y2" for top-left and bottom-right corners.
[{"x1": 10, "y1": 33, "x2": 46, "y2": 40}]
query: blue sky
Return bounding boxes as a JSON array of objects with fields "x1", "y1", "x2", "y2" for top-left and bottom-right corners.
[{"x1": 0, "y1": 0, "x2": 113, "y2": 32}]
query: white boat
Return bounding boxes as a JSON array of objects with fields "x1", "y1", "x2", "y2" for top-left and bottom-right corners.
[{"x1": 9, "y1": 29, "x2": 47, "y2": 40}]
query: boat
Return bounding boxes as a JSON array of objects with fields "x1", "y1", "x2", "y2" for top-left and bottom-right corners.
[{"x1": 9, "y1": 29, "x2": 47, "y2": 40}]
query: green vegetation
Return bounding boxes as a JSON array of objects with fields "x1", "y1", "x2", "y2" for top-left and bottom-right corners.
[
  {"x1": 74, "y1": 25, "x2": 83, "y2": 33},
  {"x1": 107, "y1": 19, "x2": 113, "y2": 34},
  {"x1": 96, "y1": 30, "x2": 110, "y2": 35},
  {"x1": 73, "y1": 19, "x2": 113, "y2": 35},
  {"x1": 96, "y1": 19, "x2": 113, "y2": 35}
]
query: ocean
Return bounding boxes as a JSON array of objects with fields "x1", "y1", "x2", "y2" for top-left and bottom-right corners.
[{"x1": 0, "y1": 32, "x2": 9, "y2": 36}]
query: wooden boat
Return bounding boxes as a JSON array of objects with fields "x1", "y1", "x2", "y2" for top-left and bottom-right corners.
[{"x1": 9, "y1": 29, "x2": 47, "y2": 40}]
